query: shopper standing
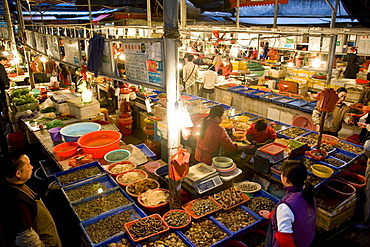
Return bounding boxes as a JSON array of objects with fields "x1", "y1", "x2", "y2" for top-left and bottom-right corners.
[
  {"x1": 259, "y1": 160, "x2": 316, "y2": 247},
  {"x1": 195, "y1": 105, "x2": 246, "y2": 165},
  {"x1": 182, "y1": 54, "x2": 199, "y2": 95},
  {"x1": 200, "y1": 64, "x2": 217, "y2": 100},
  {"x1": 0, "y1": 56, "x2": 10, "y2": 108},
  {"x1": 312, "y1": 87, "x2": 354, "y2": 137},
  {"x1": 0, "y1": 152, "x2": 62, "y2": 247}
]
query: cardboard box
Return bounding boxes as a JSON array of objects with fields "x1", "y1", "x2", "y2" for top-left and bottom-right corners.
[
  {"x1": 269, "y1": 68, "x2": 287, "y2": 78},
  {"x1": 53, "y1": 101, "x2": 70, "y2": 115}
]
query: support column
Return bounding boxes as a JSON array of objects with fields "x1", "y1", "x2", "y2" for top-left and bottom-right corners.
[
  {"x1": 147, "y1": 0, "x2": 152, "y2": 28},
  {"x1": 164, "y1": 0, "x2": 181, "y2": 209}
]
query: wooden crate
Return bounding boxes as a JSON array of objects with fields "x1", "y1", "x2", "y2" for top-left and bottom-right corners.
[{"x1": 316, "y1": 195, "x2": 357, "y2": 231}]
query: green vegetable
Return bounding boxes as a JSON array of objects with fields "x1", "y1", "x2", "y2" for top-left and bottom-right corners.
[
  {"x1": 45, "y1": 120, "x2": 64, "y2": 129},
  {"x1": 40, "y1": 107, "x2": 57, "y2": 113},
  {"x1": 11, "y1": 88, "x2": 30, "y2": 99}
]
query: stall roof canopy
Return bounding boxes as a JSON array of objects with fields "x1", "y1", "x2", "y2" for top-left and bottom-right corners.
[{"x1": 229, "y1": 17, "x2": 358, "y2": 25}]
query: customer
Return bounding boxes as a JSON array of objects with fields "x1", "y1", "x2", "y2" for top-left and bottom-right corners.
[
  {"x1": 0, "y1": 56, "x2": 10, "y2": 108},
  {"x1": 200, "y1": 64, "x2": 217, "y2": 100},
  {"x1": 58, "y1": 63, "x2": 72, "y2": 88},
  {"x1": 195, "y1": 105, "x2": 246, "y2": 165},
  {"x1": 182, "y1": 54, "x2": 199, "y2": 95},
  {"x1": 312, "y1": 87, "x2": 354, "y2": 137},
  {"x1": 244, "y1": 119, "x2": 277, "y2": 158},
  {"x1": 259, "y1": 160, "x2": 316, "y2": 247},
  {"x1": 0, "y1": 152, "x2": 62, "y2": 247}
]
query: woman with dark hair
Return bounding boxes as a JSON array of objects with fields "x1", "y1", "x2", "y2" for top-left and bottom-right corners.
[
  {"x1": 259, "y1": 160, "x2": 316, "y2": 247},
  {"x1": 195, "y1": 105, "x2": 246, "y2": 165},
  {"x1": 58, "y1": 63, "x2": 72, "y2": 87}
]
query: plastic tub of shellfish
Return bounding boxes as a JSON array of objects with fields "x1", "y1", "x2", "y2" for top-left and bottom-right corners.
[
  {"x1": 272, "y1": 96, "x2": 295, "y2": 107},
  {"x1": 209, "y1": 205, "x2": 262, "y2": 239},
  {"x1": 244, "y1": 89, "x2": 264, "y2": 99},
  {"x1": 71, "y1": 187, "x2": 134, "y2": 223},
  {"x1": 54, "y1": 161, "x2": 106, "y2": 188},
  {"x1": 182, "y1": 197, "x2": 223, "y2": 219},
  {"x1": 176, "y1": 215, "x2": 233, "y2": 247},
  {"x1": 316, "y1": 156, "x2": 346, "y2": 170},
  {"x1": 299, "y1": 103, "x2": 315, "y2": 113},
  {"x1": 136, "y1": 230, "x2": 193, "y2": 247},
  {"x1": 331, "y1": 149, "x2": 358, "y2": 166},
  {"x1": 311, "y1": 144, "x2": 336, "y2": 155},
  {"x1": 237, "y1": 88, "x2": 257, "y2": 96},
  {"x1": 334, "y1": 140, "x2": 364, "y2": 156},
  {"x1": 286, "y1": 99, "x2": 308, "y2": 110},
  {"x1": 136, "y1": 143, "x2": 157, "y2": 160},
  {"x1": 81, "y1": 204, "x2": 146, "y2": 247},
  {"x1": 125, "y1": 214, "x2": 170, "y2": 242},
  {"x1": 102, "y1": 233, "x2": 137, "y2": 247},
  {"x1": 248, "y1": 189, "x2": 280, "y2": 218},
  {"x1": 277, "y1": 126, "x2": 311, "y2": 140},
  {"x1": 62, "y1": 174, "x2": 119, "y2": 203}
]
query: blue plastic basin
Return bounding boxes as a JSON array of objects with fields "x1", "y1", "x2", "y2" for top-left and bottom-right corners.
[{"x1": 60, "y1": 122, "x2": 101, "y2": 142}]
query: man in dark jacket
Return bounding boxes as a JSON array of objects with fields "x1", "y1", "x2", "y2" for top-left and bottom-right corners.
[{"x1": 0, "y1": 56, "x2": 10, "y2": 108}]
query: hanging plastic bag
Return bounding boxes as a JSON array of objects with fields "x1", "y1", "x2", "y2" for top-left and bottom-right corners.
[
  {"x1": 169, "y1": 148, "x2": 190, "y2": 181},
  {"x1": 316, "y1": 88, "x2": 339, "y2": 112}
]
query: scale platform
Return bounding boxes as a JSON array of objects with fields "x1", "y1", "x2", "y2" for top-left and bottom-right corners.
[{"x1": 183, "y1": 163, "x2": 223, "y2": 194}]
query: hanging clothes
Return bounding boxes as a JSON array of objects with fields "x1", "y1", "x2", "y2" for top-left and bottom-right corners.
[{"x1": 87, "y1": 35, "x2": 105, "y2": 77}]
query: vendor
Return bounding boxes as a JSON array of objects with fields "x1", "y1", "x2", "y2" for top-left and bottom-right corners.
[
  {"x1": 0, "y1": 152, "x2": 62, "y2": 246},
  {"x1": 244, "y1": 119, "x2": 277, "y2": 159},
  {"x1": 217, "y1": 57, "x2": 233, "y2": 76},
  {"x1": 312, "y1": 87, "x2": 354, "y2": 137},
  {"x1": 195, "y1": 105, "x2": 247, "y2": 165}
]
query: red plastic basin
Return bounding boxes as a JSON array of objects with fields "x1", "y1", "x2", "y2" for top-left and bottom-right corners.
[
  {"x1": 53, "y1": 142, "x2": 79, "y2": 157},
  {"x1": 77, "y1": 130, "x2": 122, "y2": 158}
]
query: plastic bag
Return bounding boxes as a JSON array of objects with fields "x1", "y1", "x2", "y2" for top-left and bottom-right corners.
[{"x1": 316, "y1": 88, "x2": 339, "y2": 112}]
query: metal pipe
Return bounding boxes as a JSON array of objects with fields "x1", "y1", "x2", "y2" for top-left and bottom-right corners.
[
  {"x1": 147, "y1": 0, "x2": 152, "y2": 28},
  {"x1": 87, "y1": 0, "x2": 93, "y2": 32},
  {"x1": 236, "y1": 0, "x2": 240, "y2": 28},
  {"x1": 164, "y1": 0, "x2": 181, "y2": 209},
  {"x1": 325, "y1": 0, "x2": 339, "y2": 86},
  {"x1": 3, "y1": 0, "x2": 16, "y2": 47},
  {"x1": 273, "y1": 0, "x2": 279, "y2": 28},
  {"x1": 180, "y1": 0, "x2": 187, "y2": 28}
]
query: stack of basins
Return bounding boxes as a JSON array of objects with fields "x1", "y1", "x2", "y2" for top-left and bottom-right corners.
[{"x1": 212, "y1": 157, "x2": 236, "y2": 176}]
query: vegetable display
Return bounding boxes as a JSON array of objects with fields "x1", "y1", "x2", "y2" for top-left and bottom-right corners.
[{"x1": 11, "y1": 88, "x2": 38, "y2": 106}]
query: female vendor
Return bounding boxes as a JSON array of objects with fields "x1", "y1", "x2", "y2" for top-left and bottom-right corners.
[
  {"x1": 195, "y1": 105, "x2": 246, "y2": 165},
  {"x1": 259, "y1": 160, "x2": 316, "y2": 247}
]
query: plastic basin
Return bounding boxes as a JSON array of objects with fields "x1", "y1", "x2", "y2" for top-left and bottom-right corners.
[
  {"x1": 53, "y1": 142, "x2": 79, "y2": 157},
  {"x1": 60, "y1": 122, "x2": 101, "y2": 142},
  {"x1": 77, "y1": 130, "x2": 122, "y2": 158},
  {"x1": 137, "y1": 188, "x2": 170, "y2": 212},
  {"x1": 338, "y1": 171, "x2": 366, "y2": 189},
  {"x1": 163, "y1": 209, "x2": 191, "y2": 229},
  {"x1": 126, "y1": 178, "x2": 160, "y2": 197},
  {"x1": 311, "y1": 164, "x2": 334, "y2": 178},
  {"x1": 309, "y1": 149, "x2": 328, "y2": 161},
  {"x1": 107, "y1": 161, "x2": 136, "y2": 177},
  {"x1": 212, "y1": 156, "x2": 233, "y2": 168},
  {"x1": 104, "y1": 149, "x2": 130, "y2": 164},
  {"x1": 116, "y1": 169, "x2": 148, "y2": 187},
  {"x1": 326, "y1": 179, "x2": 356, "y2": 197},
  {"x1": 144, "y1": 161, "x2": 161, "y2": 173}
]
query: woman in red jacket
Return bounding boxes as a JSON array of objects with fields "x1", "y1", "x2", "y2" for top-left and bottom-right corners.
[{"x1": 195, "y1": 105, "x2": 246, "y2": 165}]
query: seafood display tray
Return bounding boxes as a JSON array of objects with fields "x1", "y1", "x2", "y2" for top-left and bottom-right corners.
[
  {"x1": 209, "y1": 205, "x2": 263, "y2": 238},
  {"x1": 286, "y1": 99, "x2": 308, "y2": 109},
  {"x1": 54, "y1": 161, "x2": 106, "y2": 188},
  {"x1": 81, "y1": 205, "x2": 146, "y2": 247},
  {"x1": 234, "y1": 111, "x2": 259, "y2": 120},
  {"x1": 277, "y1": 126, "x2": 311, "y2": 140},
  {"x1": 136, "y1": 230, "x2": 193, "y2": 247},
  {"x1": 71, "y1": 187, "x2": 134, "y2": 223},
  {"x1": 299, "y1": 103, "x2": 315, "y2": 113},
  {"x1": 251, "y1": 189, "x2": 280, "y2": 205},
  {"x1": 62, "y1": 174, "x2": 119, "y2": 203},
  {"x1": 311, "y1": 145, "x2": 336, "y2": 155},
  {"x1": 39, "y1": 159, "x2": 62, "y2": 177},
  {"x1": 213, "y1": 193, "x2": 250, "y2": 210},
  {"x1": 315, "y1": 156, "x2": 347, "y2": 170},
  {"x1": 182, "y1": 197, "x2": 223, "y2": 219},
  {"x1": 227, "y1": 85, "x2": 246, "y2": 92},
  {"x1": 259, "y1": 93, "x2": 282, "y2": 102},
  {"x1": 176, "y1": 215, "x2": 233, "y2": 247},
  {"x1": 335, "y1": 140, "x2": 365, "y2": 155},
  {"x1": 101, "y1": 233, "x2": 137, "y2": 247},
  {"x1": 331, "y1": 149, "x2": 358, "y2": 166},
  {"x1": 125, "y1": 214, "x2": 170, "y2": 242},
  {"x1": 272, "y1": 96, "x2": 295, "y2": 106},
  {"x1": 136, "y1": 143, "x2": 156, "y2": 160},
  {"x1": 247, "y1": 90, "x2": 270, "y2": 99},
  {"x1": 237, "y1": 88, "x2": 257, "y2": 96}
]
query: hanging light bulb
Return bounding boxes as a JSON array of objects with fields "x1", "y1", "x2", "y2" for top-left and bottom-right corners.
[
  {"x1": 119, "y1": 54, "x2": 125, "y2": 60},
  {"x1": 81, "y1": 89, "x2": 92, "y2": 103},
  {"x1": 312, "y1": 57, "x2": 321, "y2": 68},
  {"x1": 40, "y1": 56, "x2": 47, "y2": 63},
  {"x1": 287, "y1": 62, "x2": 294, "y2": 67},
  {"x1": 3, "y1": 51, "x2": 9, "y2": 56}
]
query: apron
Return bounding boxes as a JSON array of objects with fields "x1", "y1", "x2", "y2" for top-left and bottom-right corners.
[{"x1": 11, "y1": 185, "x2": 62, "y2": 247}]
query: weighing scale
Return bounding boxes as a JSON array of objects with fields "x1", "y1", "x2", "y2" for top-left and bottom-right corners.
[{"x1": 183, "y1": 163, "x2": 223, "y2": 194}]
